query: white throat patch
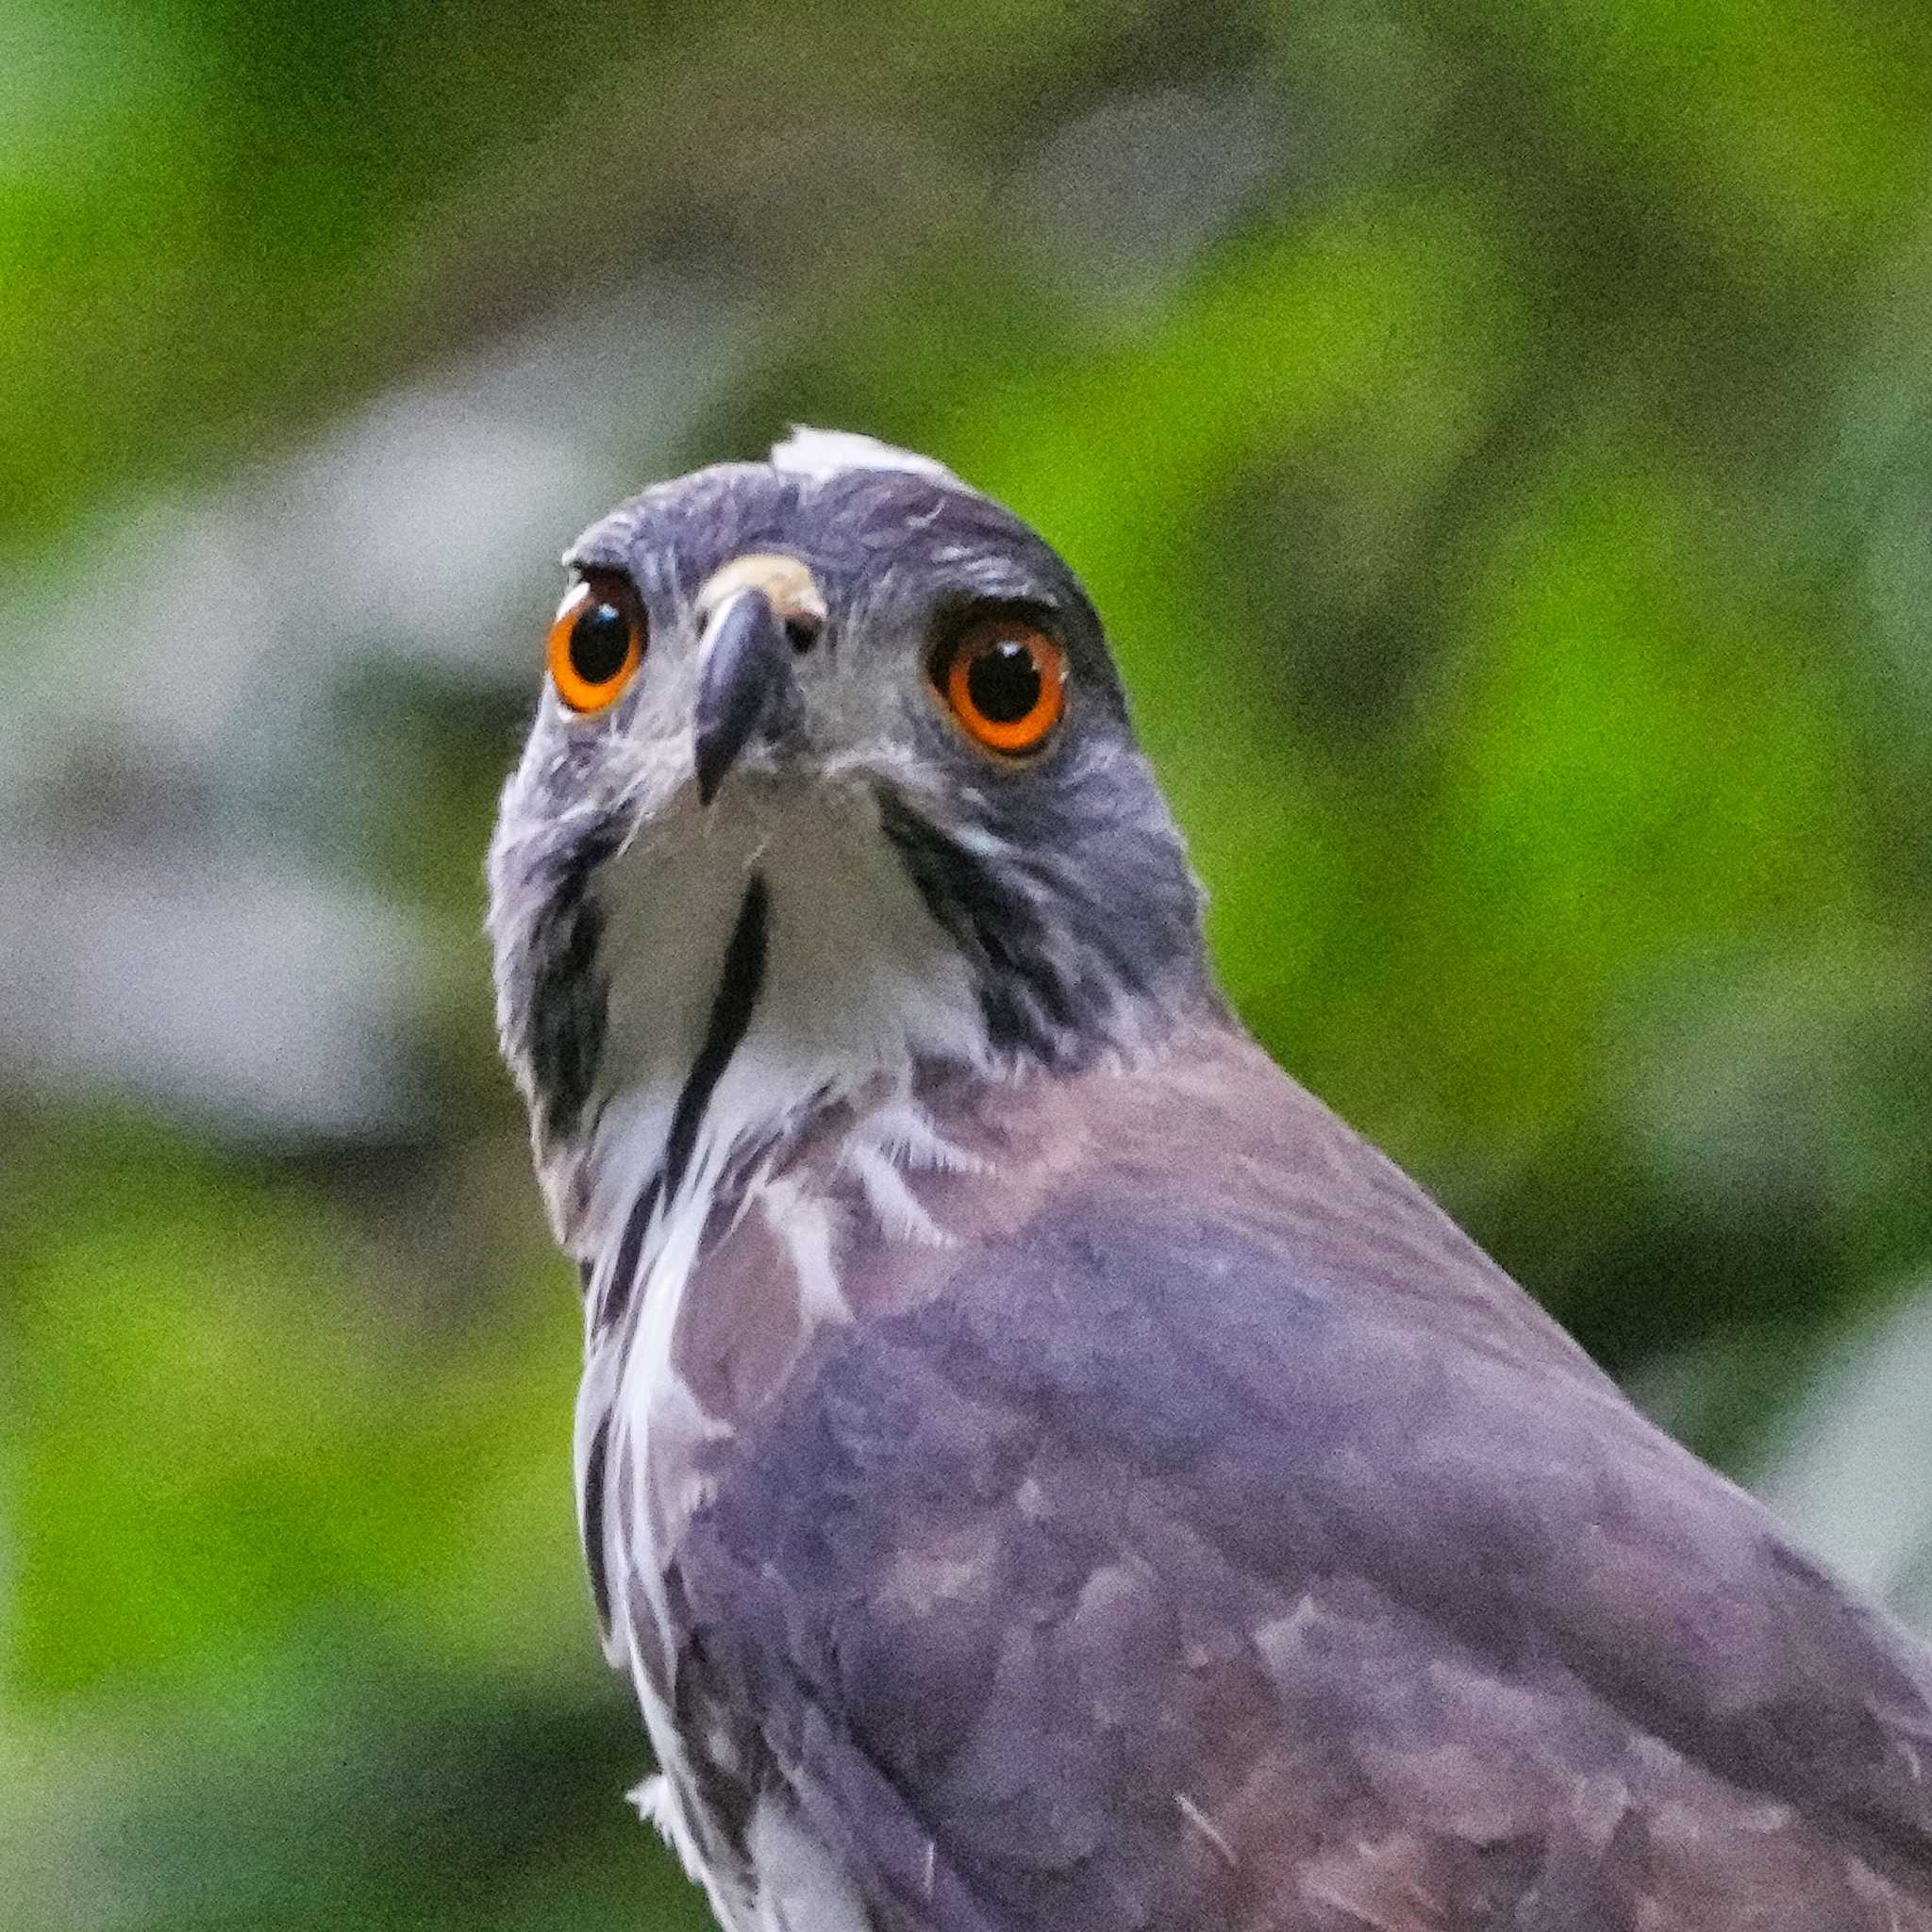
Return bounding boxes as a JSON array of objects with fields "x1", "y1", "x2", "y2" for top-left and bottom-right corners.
[{"x1": 575, "y1": 774, "x2": 988, "y2": 1258}]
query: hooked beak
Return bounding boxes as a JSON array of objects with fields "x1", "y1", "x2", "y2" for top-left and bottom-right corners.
[{"x1": 691, "y1": 555, "x2": 824, "y2": 806}]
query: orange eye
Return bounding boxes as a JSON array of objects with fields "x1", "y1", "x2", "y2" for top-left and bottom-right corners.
[
  {"x1": 548, "y1": 575, "x2": 645, "y2": 714},
  {"x1": 940, "y1": 618, "x2": 1066, "y2": 756}
]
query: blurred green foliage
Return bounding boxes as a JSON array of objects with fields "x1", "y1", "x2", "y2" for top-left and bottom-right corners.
[{"x1": 4, "y1": 2, "x2": 1930, "y2": 1925}]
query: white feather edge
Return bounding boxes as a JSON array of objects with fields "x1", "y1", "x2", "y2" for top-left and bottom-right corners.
[{"x1": 769, "y1": 425, "x2": 963, "y2": 487}]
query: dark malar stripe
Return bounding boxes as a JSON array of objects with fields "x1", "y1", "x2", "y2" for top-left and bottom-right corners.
[
  {"x1": 581, "y1": 1408, "x2": 613, "y2": 1636},
  {"x1": 662, "y1": 873, "x2": 771, "y2": 1204},
  {"x1": 592, "y1": 1170, "x2": 662, "y2": 1340},
  {"x1": 527, "y1": 824, "x2": 622, "y2": 1146},
  {"x1": 874, "y1": 786, "x2": 1085, "y2": 1059},
  {"x1": 589, "y1": 876, "x2": 768, "y2": 1341}
]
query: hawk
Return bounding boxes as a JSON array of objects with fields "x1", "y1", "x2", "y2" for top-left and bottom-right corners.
[{"x1": 489, "y1": 430, "x2": 1932, "y2": 1930}]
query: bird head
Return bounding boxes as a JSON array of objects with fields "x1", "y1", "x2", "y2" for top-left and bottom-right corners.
[{"x1": 489, "y1": 431, "x2": 1211, "y2": 1248}]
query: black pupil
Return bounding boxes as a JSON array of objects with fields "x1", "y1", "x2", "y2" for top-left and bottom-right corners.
[
  {"x1": 570, "y1": 602, "x2": 632, "y2": 685},
  {"x1": 966, "y1": 638, "x2": 1041, "y2": 724}
]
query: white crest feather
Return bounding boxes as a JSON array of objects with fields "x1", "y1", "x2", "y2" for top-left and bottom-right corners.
[{"x1": 768, "y1": 426, "x2": 961, "y2": 486}]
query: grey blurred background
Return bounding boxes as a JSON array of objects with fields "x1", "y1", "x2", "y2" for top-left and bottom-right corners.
[{"x1": 3, "y1": 3, "x2": 1930, "y2": 1925}]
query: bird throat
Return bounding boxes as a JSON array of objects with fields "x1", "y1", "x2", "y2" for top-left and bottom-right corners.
[{"x1": 558, "y1": 782, "x2": 994, "y2": 1319}]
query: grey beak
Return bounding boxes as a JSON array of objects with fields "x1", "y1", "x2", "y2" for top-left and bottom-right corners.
[{"x1": 693, "y1": 587, "x2": 801, "y2": 806}]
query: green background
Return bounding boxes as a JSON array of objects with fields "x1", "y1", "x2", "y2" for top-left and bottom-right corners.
[{"x1": 4, "y1": 3, "x2": 1930, "y2": 1925}]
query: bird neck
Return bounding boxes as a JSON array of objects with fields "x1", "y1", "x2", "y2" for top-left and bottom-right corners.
[
  {"x1": 545, "y1": 784, "x2": 994, "y2": 1264},
  {"x1": 512, "y1": 774, "x2": 1214, "y2": 1271}
]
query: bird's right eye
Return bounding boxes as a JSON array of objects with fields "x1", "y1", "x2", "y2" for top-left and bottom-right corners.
[{"x1": 548, "y1": 575, "x2": 646, "y2": 714}]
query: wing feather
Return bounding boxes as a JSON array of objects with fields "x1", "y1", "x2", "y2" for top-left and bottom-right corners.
[{"x1": 661, "y1": 1033, "x2": 1932, "y2": 1928}]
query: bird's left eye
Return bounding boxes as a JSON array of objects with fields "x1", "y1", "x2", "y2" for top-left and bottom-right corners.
[
  {"x1": 937, "y1": 617, "x2": 1067, "y2": 757},
  {"x1": 548, "y1": 575, "x2": 646, "y2": 714}
]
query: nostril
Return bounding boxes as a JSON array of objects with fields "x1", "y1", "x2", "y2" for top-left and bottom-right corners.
[{"x1": 784, "y1": 615, "x2": 822, "y2": 656}]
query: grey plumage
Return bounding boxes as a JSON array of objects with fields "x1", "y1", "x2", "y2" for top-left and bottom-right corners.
[{"x1": 490, "y1": 430, "x2": 1932, "y2": 1930}]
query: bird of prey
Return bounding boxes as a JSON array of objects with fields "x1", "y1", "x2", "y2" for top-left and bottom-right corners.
[{"x1": 489, "y1": 430, "x2": 1932, "y2": 1931}]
